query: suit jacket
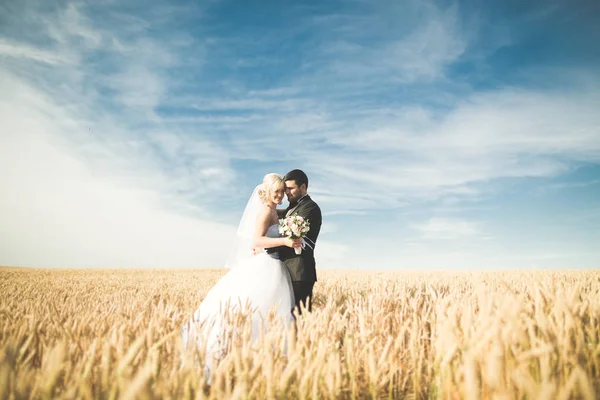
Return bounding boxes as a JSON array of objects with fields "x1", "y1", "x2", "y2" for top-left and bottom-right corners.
[{"x1": 278, "y1": 195, "x2": 322, "y2": 283}]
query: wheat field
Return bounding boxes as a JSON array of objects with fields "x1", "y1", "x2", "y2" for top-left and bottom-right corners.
[{"x1": 0, "y1": 267, "x2": 599, "y2": 399}]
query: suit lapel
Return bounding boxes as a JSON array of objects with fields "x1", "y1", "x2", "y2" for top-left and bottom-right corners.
[{"x1": 286, "y1": 195, "x2": 310, "y2": 217}]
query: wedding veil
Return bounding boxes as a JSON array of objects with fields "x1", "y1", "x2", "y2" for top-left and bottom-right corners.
[{"x1": 224, "y1": 185, "x2": 263, "y2": 269}]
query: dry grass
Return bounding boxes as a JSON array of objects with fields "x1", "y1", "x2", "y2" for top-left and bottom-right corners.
[{"x1": 1, "y1": 267, "x2": 599, "y2": 399}]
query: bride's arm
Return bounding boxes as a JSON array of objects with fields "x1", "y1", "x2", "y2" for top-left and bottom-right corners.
[{"x1": 253, "y1": 207, "x2": 298, "y2": 249}]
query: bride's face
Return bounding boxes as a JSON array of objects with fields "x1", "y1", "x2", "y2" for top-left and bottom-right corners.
[{"x1": 271, "y1": 185, "x2": 285, "y2": 205}]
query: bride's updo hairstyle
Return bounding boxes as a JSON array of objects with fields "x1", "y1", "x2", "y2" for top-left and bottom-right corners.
[{"x1": 257, "y1": 173, "x2": 284, "y2": 203}]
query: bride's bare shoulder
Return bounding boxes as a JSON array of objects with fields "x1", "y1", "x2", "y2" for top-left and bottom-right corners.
[
  {"x1": 255, "y1": 204, "x2": 278, "y2": 226},
  {"x1": 255, "y1": 204, "x2": 271, "y2": 221}
]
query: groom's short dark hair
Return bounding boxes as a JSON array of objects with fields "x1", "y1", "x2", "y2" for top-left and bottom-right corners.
[{"x1": 284, "y1": 169, "x2": 308, "y2": 188}]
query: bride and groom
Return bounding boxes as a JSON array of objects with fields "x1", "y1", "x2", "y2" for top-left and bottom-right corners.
[{"x1": 181, "y1": 169, "x2": 322, "y2": 372}]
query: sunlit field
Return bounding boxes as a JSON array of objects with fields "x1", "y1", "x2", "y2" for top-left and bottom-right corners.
[{"x1": 1, "y1": 267, "x2": 598, "y2": 399}]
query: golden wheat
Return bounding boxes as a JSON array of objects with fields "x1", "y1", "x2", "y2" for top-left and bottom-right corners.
[{"x1": 1, "y1": 267, "x2": 599, "y2": 399}]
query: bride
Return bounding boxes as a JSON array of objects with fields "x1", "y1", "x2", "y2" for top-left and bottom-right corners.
[{"x1": 181, "y1": 173, "x2": 300, "y2": 378}]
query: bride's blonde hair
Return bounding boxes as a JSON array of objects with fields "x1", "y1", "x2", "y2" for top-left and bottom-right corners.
[{"x1": 257, "y1": 173, "x2": 284, "y2": 203}]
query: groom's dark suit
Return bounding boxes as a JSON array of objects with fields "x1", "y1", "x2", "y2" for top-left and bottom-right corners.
[{"x1": 276, "y1": 194, "x2": 322, "y2": 313}]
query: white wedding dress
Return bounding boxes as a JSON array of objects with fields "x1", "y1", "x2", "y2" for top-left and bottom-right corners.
[{"x1": 181, "y1": 218, "x2": 295, "y2": 379}]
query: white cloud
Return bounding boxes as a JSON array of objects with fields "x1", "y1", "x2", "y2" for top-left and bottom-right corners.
[
  {"x1": 297, "y1": 85, "x2": 600, "y2": 214},
  {"x1": 538, "y1": 179, "x2": 600, "y2": 192},
  {"x1": 47, "y1": 3, "x2": 103, "y2": 48},
  {"x1": 155, "y1": 77, "x2": 600, "y2": 217},
  {"x1": 157, "y1": 2, "x2": 600, "y2": 215},
  {"x1": 411, "y1": 218, "x2": 480, "y2": 239},
  {"x1": 0, "y1": 3, "x2": 349, "y2": 270},
  {"x1": 200, "y1": 168, "x2": 224, "y2": 177},
  {"x1": 0, "y1": 39, "x2": 69, "y2": 64},
  {"x1": 313, "y1": 1, "x2": 466, "y2": 84},
  {"x1": 383, "y1": 5, "x2": 466, "y2": 82},
  {"x1": 0, "y1": 2, "x2": 235, "y2": 268},
  {"x1": 0, "y1": 71, "x2": 235, "y2": 269},
  {"x1": 314, "y1": 241, "x2": 349, "y2": 270}
]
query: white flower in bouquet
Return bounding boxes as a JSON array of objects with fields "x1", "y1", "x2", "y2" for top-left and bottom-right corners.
[{"x1": 279, "y1": 214, "x2": 310, "y2": 254}]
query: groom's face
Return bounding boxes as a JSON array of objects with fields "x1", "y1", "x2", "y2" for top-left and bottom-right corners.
[{"x1": 285, "y1": 180, "x2": 306, "y2": 203}]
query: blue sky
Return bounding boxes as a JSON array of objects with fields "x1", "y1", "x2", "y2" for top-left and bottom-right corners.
[{"x1": 1, "y1": 0, "x2": 599, "y2": 270}]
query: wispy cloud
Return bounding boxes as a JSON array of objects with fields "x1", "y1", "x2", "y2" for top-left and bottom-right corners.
[
  {"x1": 411, "y1": 217, "x2": 481, "y2": 239},
  {"x1": 0, "y1": 1, "x2": 238, "y2": 268},
  {"x1": 539, "y1": 179, "x2": 600, "y2": 192},
  {"x1": 138, "y1": 1, "x2": 600, "y2": 215},
  {"x1": 0, "y1": 72, "x2": 235, "y2": 268},
  {"x1": 318, "y1": 3, "x2": 467, "y2": 84},
  {"x1": 0, "y1": 39, "x2": 70, "y2": 64},
  {"x1": 196, "y1": 81, "x2": 599, "y2": 217},
  {"x1": 313, "y1": 88, "x2": 600, "y2": 205}
]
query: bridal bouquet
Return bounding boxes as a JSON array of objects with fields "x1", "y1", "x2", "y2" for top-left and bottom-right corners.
[{"x1": 279, "y1": 214, "x2": 310, "y2": 255}]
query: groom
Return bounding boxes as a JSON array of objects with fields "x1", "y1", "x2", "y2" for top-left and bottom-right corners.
[{"x1": 276, "y1": 169, "x2": 322, "y2": 315}]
